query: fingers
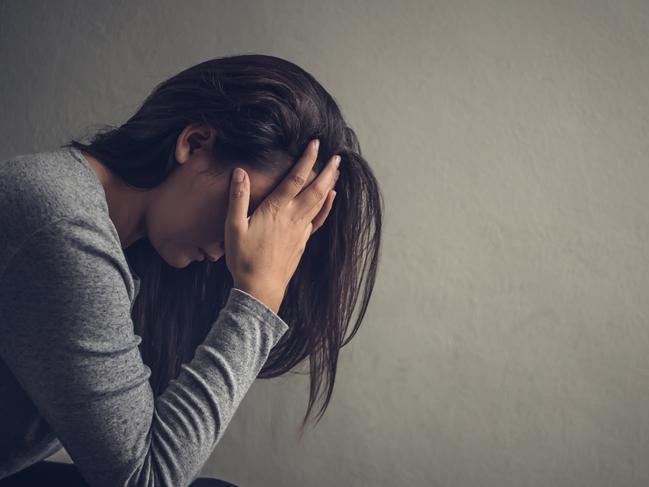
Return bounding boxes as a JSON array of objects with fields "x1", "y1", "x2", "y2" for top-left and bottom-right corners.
[
  {"x1": 266, "y1": 139, "x2": 321, "y2": 210},
  {"x1": 294, "y1": 154, "x2": 340, "y2": 222},
  {"x1": 310, "y1": 189, "x2": 336, "y2": 234},
  {"x1": 226, "y1": 167, "x2": 250, "y2": 232}
]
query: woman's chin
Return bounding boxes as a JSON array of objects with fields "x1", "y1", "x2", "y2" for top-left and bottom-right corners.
[{"x1": 168, "y1": 253, "x2": 200, "y2": 269}]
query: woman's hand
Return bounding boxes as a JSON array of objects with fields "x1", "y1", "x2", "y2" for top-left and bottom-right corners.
[{"x1": 224, "y1": 139, "x2": 340, "y2": 314}]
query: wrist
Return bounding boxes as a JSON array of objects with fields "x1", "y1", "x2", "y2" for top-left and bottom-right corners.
[{"x1": 233, "y1": 282, "x2": 283, "y2": 314}]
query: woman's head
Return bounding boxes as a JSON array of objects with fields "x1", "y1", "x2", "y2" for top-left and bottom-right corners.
[
  {"x1": 62, "y1": 53, "x2": 383, "y2": 436},
  {"x1": 86, "y1": 121, "x2": 321, "y2": 267}
]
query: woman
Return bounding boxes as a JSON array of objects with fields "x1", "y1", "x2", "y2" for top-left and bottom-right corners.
[{"x1": 0, "y1": 54, "x2": 383, "y2": 486}]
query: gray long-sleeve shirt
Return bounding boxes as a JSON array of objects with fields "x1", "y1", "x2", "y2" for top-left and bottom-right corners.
[{"x1": 0, "y1": 146, "x2": 289, "y2": 485}]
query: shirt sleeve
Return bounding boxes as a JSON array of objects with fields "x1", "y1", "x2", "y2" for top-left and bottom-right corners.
[{"x1": 0, "y1": 216, "x2": 289, "y2": 486}]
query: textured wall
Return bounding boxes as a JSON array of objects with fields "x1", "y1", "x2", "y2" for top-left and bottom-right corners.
[{"x1": 2, "y1": 0, "x2": 649, "y2": 485}]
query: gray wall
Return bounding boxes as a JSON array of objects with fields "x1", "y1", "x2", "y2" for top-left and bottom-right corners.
[{"x1": 2, "y1": 1, "x2": 649, "y2": 485}]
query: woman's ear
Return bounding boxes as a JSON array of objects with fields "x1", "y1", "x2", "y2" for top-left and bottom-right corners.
[{"x1": 175, "y1": 124, "x2": 216, "y2": 162}]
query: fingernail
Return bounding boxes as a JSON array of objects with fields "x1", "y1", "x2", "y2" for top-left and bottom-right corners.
[
  {"x1": 233, "y1": 168, "x2": 244, "y2": 182},
  {"x1": 314, "y1": 139, "x2": 320, "y2": 151},
  {"x1": 334, "y1": 156, "x2": 341, "y2": 167}
]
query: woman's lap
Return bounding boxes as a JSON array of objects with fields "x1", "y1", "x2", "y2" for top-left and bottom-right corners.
[
  {"x1": 0, "y1": 460, "x2": 88, "y2": 485},
  {"x1": 0, "y1": 460, "x2": 238, "y2": 486}
]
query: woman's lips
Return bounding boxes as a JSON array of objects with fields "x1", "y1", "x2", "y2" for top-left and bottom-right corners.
[{"x1": 199, "y1": 247, "x2": 223, "y2": 262}]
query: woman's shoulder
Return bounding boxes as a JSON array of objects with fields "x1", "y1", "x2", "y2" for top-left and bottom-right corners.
[
  {"x1": 0, "y1": 147, "x2": 118, "y2": 277},
  {"x1": 0, "y1": 146, "x2": 106, "y2": 220}
]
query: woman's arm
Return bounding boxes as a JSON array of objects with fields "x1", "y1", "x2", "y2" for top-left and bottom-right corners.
[{"x1": 0, "y1": 215, "x2": 288, "y2": 486}]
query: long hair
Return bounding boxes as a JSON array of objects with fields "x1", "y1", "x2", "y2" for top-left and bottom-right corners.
[{"x1": 60, "y1": 54, "x2": 383, "y2": 437}]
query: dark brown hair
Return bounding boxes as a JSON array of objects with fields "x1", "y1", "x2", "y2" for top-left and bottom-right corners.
[{"x1": 61, "y1": 54, "x2": 383, "y2": 437}]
